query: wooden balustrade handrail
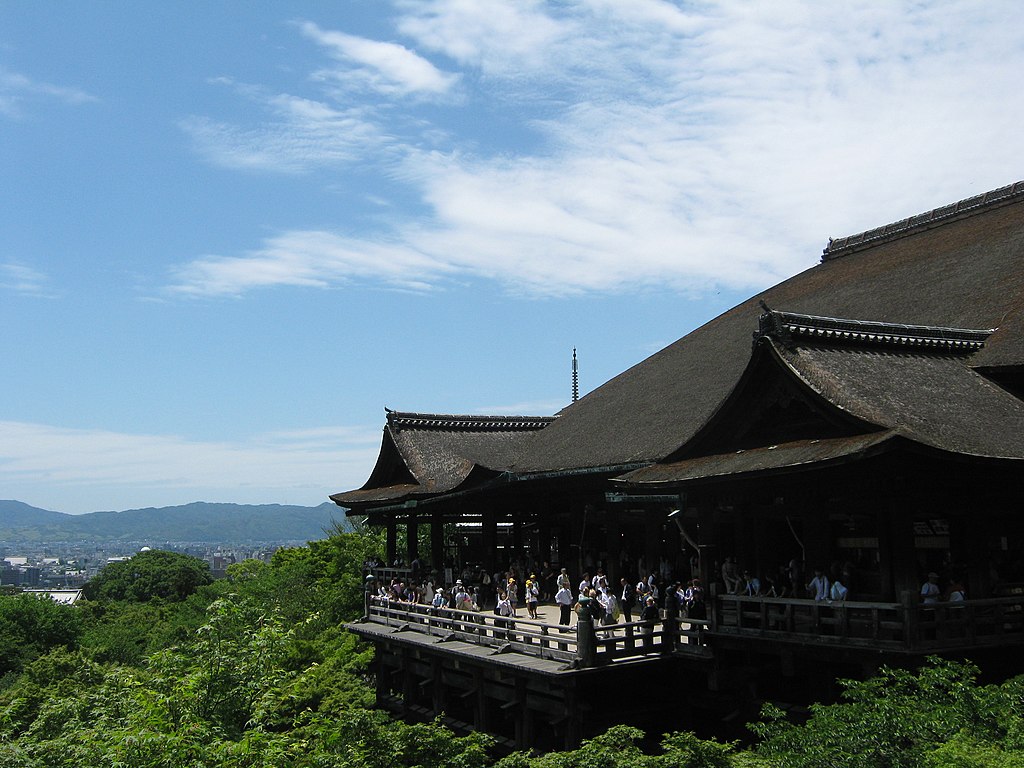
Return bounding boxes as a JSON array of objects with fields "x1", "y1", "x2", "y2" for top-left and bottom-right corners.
[
  {"x1": 362, "y1": 596, "x2": 705, "y2": 665},
  {"x1": 716, "y1": 593, "x2": 1024, "y2": 610},
  {"x1": 712, "y1": 591, "x2": 1024, "y2": 652}
]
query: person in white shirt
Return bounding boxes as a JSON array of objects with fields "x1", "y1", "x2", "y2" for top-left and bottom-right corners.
[
  {"x1": 806, "y1": 568, "x2": 830, "y2": 601},
  {"x1": 921, "y1": 572, "x2": 941, "y2": 604},
  {"x1": 555, "y1": 584, "x2": 574, "y2": 630}
]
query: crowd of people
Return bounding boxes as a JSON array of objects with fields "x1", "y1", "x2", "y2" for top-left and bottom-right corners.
[
  {"x1": 366, "y1": 551, "x2": 972, "y2": 637},
  {"x1": 367, "y1": 558, "x2": 714, "y2": 638}
]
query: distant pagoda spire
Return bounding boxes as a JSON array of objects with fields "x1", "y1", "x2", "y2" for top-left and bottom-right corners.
[{"x1": 572, "y1": 347, "x2": 579, "y2": 403}]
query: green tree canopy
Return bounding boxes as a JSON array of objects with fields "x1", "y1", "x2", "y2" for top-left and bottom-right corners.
[
  {"x1": 751, "y1": 658, "x2": 1024, "y2": 768},
  {"x1": 0, "y1": 594, "x2": 83, "y2": 677},
  {"x1": 82, "y1": 549, "x2": 212, "y2": 602}
]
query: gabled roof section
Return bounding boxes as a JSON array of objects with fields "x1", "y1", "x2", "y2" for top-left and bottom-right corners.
[
  {"x1": 514, "y1": 180, "x2": 1024, "y2": 473},
  {"x1": 758, "y1": 310, "x2": 1024, "y2": 458},
  {"x1": 661, "y1": 325, "x2": 881, "y2": 463},
  {"x1": 331, "y1": 410, "x2": 555, "y2": 508},
  {"x1": 623, "y1": 310, "x2": 1024, "y2": 487},
  {"x1": 757, "y1": 309, "x2": 993, "y2": 355}
]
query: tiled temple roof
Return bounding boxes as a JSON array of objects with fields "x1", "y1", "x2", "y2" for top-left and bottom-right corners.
[
  {"x1": 823, "y1": 180, "x2": 1024, "y2": 260},
  {"x1": 756, "y1": 309, "x2": 994, "y2": 354},
  {"x1": 386, "y1": 411, "x2": 555, "y2": 432}
]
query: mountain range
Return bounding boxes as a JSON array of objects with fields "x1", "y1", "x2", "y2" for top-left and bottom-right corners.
[{"x1": 0, "y1": 500, "x2": 351, "y2": 544}]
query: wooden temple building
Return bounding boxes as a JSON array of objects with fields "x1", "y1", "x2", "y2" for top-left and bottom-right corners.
[{"x1": 334, "y1": 181, "x2": 1024, "y2": 750}]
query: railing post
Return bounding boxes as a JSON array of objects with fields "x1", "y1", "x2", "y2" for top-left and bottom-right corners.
[
  {"x1": 363, "y1": 575, "x2": 376, "y2": 620},
  {"x1": 576, "y1": 596, "x2": 597, "y2": 668},
  {"x1": 663, "y1": 615, "x2": 679, "y2": 655},
  {"x1": 664, "y1": 594, "x2": 680, "y2": 654}
]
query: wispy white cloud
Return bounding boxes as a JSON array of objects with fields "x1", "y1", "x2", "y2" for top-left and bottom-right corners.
[
  {"x1": 0, "y1": 421, "x2": 380, "y2": 515},
  {"x1": 173, "y1": 0, "x2": 1024, "y2": 297},
  {"x1": 0, "y1": 66, "x2": 96, "y2": 117},
  {"x1": 299, "y1": 20, "x2": 460, "y2": 97},
  {"x1": 171, "y1": 230, "x2": 454, "y2": 296},
  {"x1": 0, "y1": 263, "x2": 59, "y2": 298},
  {"x1": 180, "y1": 82, "x2": 382, "y2": 173},
  {"x1": 394, "y1": 0, "x2": 567, "y2": 76}
]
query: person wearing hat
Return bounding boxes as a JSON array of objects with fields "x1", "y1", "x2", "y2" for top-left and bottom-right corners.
[
  {"x1": 921, "y1": 572, "x2": 941, "y2": 604},
  {"x1": 507, "y1": 576, "x2": 518, "y2": 617},
  {"x1": 431, "y1": 587, "x2": 446, "y2": 612},
  {"x1": 454, "y1": 581, "x2": 470, "y2": 608},
  {"x1": 525, "y1": 578, "x2": 539, "y2": 619}
]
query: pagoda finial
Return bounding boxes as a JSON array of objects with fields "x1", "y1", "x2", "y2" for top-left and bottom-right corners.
[{"x1": 572, "y1": 347, "x2": 579, "y2": 403}]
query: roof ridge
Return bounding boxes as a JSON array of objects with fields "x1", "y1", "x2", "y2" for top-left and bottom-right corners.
[
  {"x1": 757, "y1": 309, "x2": 995, "y2": 354},
  {"x1": 822, "y1": 180, "x2": 1024, "y2": 261},
  {"x1": 385, "y1": 410, "x2": 556, "y2": 432}
]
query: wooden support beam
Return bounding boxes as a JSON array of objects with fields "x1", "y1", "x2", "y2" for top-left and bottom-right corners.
[
  {"x1": 431, "y1": 511, "x2": 445, "y2": 574},
  {"x1": 432, "y1": 657, "x2": 445, "y2": 714},
  {"x1": 386, "y1": 517, "x2": 397, "y2": 565},
  {"x1": 406, "y1": 515, "x2": 419, "y2": 562}
]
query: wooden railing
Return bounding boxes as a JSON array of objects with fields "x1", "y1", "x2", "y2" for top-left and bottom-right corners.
[
  {"x1": 361, "y1": 596, "x2": 710, "y2": 667},
  {"x1": 369, "y1": 566, "x2": 414, "y2": 584},
  {"x1": 714, "y1": 592, "x2": 1024, "y2": 652}
]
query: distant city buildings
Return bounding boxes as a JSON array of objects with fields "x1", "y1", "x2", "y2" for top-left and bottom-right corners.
[{"x1": 0, "y1": 540, "x2": 290, "y2": 590}]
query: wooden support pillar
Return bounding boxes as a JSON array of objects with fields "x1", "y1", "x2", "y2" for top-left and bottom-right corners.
[
  {"x1": 606, "y1": 512, "x2": 621, "y2": 583},
  {"x1": 473, "y1": 667, "x2": 488, "y2": 731},
  {"x1": 878, "y1": 499, "x2": 917, "y2": 601},
  {"x1": 952, "y1": 510, "x2": 991, "y2": 598},
  {"x1": 735, "y1": 500, "x2": 756, "y2": 575},
  {"x1": 482, "y1": 509, "x2": 498, "y2": 572},
  {"x1": 386, "y1": 517, "x2": 397, "y2": 565},
  {"x1": 538, "y1": 520, "x2": 552, "y2": 566},
  {"x1": 564, "y1": 686, "x2": 582, "y2": 750},
  {"x1": 570, "y1": 505, "x2": 584, "y2": 577},
  {"x1": 431, "y1": 657, "x2": 444, "y2": 715},
  {"x1": 644, "y1": 514, "x2": 661, "y2": 580},
  {"x1": 401, "y1": 649, "x2": 415, "y2": 716},
  {"x1": 375, "y1": 655, "x2": 388, "y2": 708},
  {"x1": 696, "y1": 500, "x2": 718, "y2": 591},
  {"x1": 406, "y1": 515, "x2": 418, "y2": 563},
  {"x1": 751, "y1": 510, "x2": 770, "y2": 581},
  {"x1": 802, "y1": 507, "x2": 830, "y2": 578},
  {"x1": 513, "y1": 676, "x2": 532, "y2": 748},
  {"x1": 512, "y1": 512, "x2": 523, "y2": 562},
  {"x1": 431, "y1": 512, "x2": 444, "y2": 574}
]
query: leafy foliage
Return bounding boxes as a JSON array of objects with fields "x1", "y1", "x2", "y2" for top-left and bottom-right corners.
[
  {"x1": 496, "y1": 725, "x2": 736, "y2": 768},
  {"x1": 751, "y1": 658, "x2": 1024, "y2": 768},
  {"x1": 82, "y1": 549, "x2": 213, "y2": 602},
  {"x1": 2, "y1": 528, "x2": 1024, "y2": 767},
  {"x1": 0, "y1": 594, "x2": 83, "y2": 677}
]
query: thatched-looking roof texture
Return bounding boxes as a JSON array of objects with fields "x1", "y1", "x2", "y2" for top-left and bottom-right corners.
[
  {"x1": 515, "y1": 181, "x2": 1024, "y2": 474},
  {"x1": 334, "y1": 180, "x2": 1024, "y2": 507},
  {"x1": 330, "y1": 411, "x2": 554, "y2": 506}
]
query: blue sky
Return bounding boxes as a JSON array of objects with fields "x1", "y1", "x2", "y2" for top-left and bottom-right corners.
[{"x1": 2, "y1": 1, "x2": 1023, "y2": 514}]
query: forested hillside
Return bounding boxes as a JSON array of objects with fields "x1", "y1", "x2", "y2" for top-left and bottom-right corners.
[
  {"x1": 1, "y1": 524, "x2": 1022, "y2": 767},
  {"x1": 0, "y1": 500, "x2": 346, "y2": 543}
]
